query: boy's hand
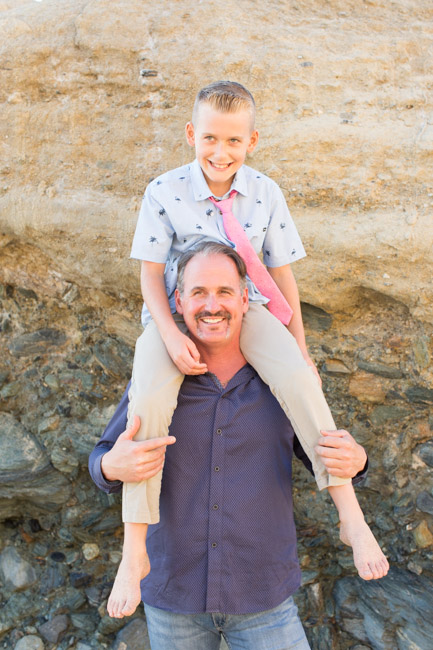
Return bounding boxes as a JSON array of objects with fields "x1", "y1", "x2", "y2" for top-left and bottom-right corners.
[{"x1": 165, "y1": 329, "x2": 208, "y2": 375}]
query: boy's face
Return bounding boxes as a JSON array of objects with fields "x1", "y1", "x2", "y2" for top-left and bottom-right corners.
[{"x1": 185, "y1": 103, "x2": 259, "y2": 197}]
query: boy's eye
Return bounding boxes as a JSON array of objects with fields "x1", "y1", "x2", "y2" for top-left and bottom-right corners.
[{"x1": 230, "y1": 138, "x2": 240, "y2": 143}]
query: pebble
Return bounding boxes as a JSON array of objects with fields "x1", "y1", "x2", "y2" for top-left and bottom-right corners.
[
  {"x1": 321, "y1": 359, "x2": 351, "y2": 374},
  {"x1": 416, "y1": 491, "x2": 433, "y2": 516},
  {"x1": 0, "y1": 547, "x2": 37, "y2": 591},
  {"x1": 416, "y1": 441, "x2": 433, "y2": 467},
  {"x1": 112, "y1": 618, "x2": 150, "y2": 650},
  {"x1": 14, "y1": 636, "x2": 45, "y2": 650},
  {"x1": 82, "y1": 543, "x2": 100, "y2": 561},
  {"x1": 413, "y1": 520, "x2": 433, "y2": 548},
  {"x1": 37, "y1": 615, "x2": 68, "y2": 644}
]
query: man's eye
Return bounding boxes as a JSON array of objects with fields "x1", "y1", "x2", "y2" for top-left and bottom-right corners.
[{"x1": 230, "y1": 139, "x2": 240, "y2": 143}]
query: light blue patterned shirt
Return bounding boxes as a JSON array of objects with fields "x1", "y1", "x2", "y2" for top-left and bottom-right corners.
[{"x1": 131, "y1": 159, "x2": 306, "y2": 326}]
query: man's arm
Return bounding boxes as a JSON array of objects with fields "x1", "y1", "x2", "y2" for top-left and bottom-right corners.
[
  {"x1": 88, "y1": 383, "x2": 175, "y2": 494},
  {"x1": 293, "y1": 429, "x2": 368, "y2": 485}
]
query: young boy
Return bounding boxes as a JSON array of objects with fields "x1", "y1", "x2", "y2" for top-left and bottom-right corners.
[{"x1": 107, "y1": 81, "x2": 388, "y2": 618}]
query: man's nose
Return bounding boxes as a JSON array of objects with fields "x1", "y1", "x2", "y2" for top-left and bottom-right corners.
[{"x1": 204, "y1": 293, "x2": 220, "y2": 311}]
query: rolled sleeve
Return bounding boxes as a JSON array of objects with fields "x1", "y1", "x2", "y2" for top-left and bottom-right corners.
[{"x1": 88, "y1": 384, "x2": 130, "y2": 493}]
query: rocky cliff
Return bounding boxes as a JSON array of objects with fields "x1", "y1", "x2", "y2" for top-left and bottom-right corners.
[{"x1": 0, "y1": 1, "x2": 432, "y2": 649}]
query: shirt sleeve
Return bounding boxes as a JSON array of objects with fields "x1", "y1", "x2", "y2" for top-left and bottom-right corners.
[
  {"x1": 262, "y1": 183, "x2": 306, "y2": 268},
  {"x1": 130, "y1": 182, "x2": 175, "y2": 263},
  {"x1": 293, "y1": 435, "x2": 369, "y2": 485},
  {"x1": 88, "y1": 383, "x2": 130, "y2": 494}
]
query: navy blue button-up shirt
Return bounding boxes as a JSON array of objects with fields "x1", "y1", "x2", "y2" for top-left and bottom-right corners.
[{"x1": 89, "y1": 365, "x2": 367, "y2": 615}]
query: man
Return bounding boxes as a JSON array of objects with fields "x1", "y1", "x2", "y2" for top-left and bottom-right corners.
[{"x1": 89, "y1": 242, "x2": 373, "y2": 649}]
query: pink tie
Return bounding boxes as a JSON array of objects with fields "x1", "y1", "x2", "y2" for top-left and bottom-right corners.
[{"x1": 209, "y1": 190, "x2": 293, "y2": 325}]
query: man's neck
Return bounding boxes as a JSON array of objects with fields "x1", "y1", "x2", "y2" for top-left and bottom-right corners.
[{"x1": 198, "y1": 346, "x2": 247, "y2": 386}]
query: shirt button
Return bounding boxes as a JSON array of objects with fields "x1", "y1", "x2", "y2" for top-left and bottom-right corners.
[
  {"x1": 214, "y1": 466, "x2": 220, "y2": 472},
  {"x1": 216, "y1": 428, "x2": 222, "y2": 435},
  {"x1": 211, "y1": 543, "x2": 218, "y2": 548},
  {"x1": 212, "y1": 504, "x2": 219, "y2": 510}
]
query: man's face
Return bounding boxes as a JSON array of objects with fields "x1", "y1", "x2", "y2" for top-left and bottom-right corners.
[
  {"x1": 185, "y1": 103, "x2": 258, "y2": 197},
  {"x1": 175, "y1": 253, "x2": 249, "y2": 352}
]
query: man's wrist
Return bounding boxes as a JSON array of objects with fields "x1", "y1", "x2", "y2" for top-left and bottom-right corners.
[{"x1": 100, "y1": 450, "x2": 117, "y2": 482}]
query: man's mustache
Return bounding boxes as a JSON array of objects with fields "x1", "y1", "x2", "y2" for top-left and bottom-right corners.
[{"x1": 195, "y1": 310, "x2": 232, "y2": 321}]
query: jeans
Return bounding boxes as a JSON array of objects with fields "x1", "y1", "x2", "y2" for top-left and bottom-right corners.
[{"x1": 144, "y1": 596, "x2": 311, "y2": 650}]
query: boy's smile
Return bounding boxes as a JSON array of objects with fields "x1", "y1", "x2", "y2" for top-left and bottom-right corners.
[{"x1": 185, "y1": 103, "x2": 259, "y2": 197}]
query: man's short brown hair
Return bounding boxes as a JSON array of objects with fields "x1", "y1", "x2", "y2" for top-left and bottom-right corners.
[
  {"x1": 177, "y1": 241, "x2": 247, "y2": 296},
  {"x1": 192, "y1": 81, "x2": 255, "y2": 129}
]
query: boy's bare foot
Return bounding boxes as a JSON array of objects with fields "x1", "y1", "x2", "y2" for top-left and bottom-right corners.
[
  {"x1": 107, "y1": 552, "x2": 151, "y2": 618},
  {"x1": 339, "y1": 518, "x2": 389, "y2": 580}
]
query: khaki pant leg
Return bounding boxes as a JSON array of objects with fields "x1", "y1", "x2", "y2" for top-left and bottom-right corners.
[
  {"x1": 240, "y1": 304, "x2": 349, "y2": 490},
  {"x1": 122, "y1": 316, "x2": 187, "y2": 523}
]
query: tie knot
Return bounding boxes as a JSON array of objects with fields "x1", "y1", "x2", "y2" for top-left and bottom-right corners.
[{"x1": 209, "y1": 189, "x2": 237, "y2": 215}]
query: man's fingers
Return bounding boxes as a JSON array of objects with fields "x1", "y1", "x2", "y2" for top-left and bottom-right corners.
[
  {"x1": 320, "y1": 429, "x2": 346, "y2": 439},
  {"x1": 140, "y1": 436, "x2": 176, "y2": 450}
]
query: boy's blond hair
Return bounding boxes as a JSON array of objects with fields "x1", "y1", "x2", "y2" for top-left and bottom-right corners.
[{"x1": 192, "y1": 81, "x2": 256, "y2": 129}]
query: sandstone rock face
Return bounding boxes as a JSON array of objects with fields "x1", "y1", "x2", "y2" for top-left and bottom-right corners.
[
  {"x1": 1, "y1": 0, "x2": 432, "y2": 321},
  {"x1": 0, "y1": 1, "x2": 432, "y2": 649}
]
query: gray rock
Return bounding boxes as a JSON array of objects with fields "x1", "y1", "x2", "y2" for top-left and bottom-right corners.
[
  {"x1": 357, "y1": 360, "x2": 403, "y2": 379},
  {"x1": 416, "y1": 441, "x2": 433, "y2": 467},
  {"x1": 369, "y1": 405, "x2": 411, "y2": 426},
  {"x1": 14, "y1": 636, "x2": 45, "y2": 650},
  {"x1": 37, "y1": 614, "x2": 69, "y2": 644},
  {"x1": 301, "y1": 303, "x2": 333, "y2": 332},
  {"x1": 405, "y1": 386, "x2": 433, "y2": 404},
  {"x1": 0, "y1": 546, "x2": 37, "y2": 591},
  {"x1": 0, "y1": 413, "x2": 71, "y2": 519},
  {"x1": 92, "y1": 337, "x2": 132, "y2": 378},
  {"x1": 8, "y1": 328, "x2": 67, "y2": 357},
  {"x1": 334, "y1": 567, "x2": 433, "y2": 649},
  {"x1": 416, "y1": 491, "x2": 433, "y2": 516},
  {"x1": 112, "y1": 618, "x2": 150, "y2": 650}
]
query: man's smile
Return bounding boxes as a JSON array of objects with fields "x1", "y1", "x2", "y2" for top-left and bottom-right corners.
[{"x1": 196, "y1": 311, "x2": 232, "y2": 324}]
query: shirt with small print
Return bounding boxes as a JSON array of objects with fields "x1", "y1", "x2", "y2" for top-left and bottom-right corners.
[
  {"x1": 88, "y1": 372, "x2": 368, "y2": 615},
  {"x1": 130, "y1": 159, "x2": 306, "y2": 326}
]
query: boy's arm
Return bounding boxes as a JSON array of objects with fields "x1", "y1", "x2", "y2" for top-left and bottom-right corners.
[
  {"x1": 267, "y1": 263, "x2": 319, "y2": 379},
  {"x1": 140, "y1": 261, "x2": 207, "y2": 375}
]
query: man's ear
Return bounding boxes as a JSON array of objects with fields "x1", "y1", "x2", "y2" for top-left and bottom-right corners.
[
  {"x1": 242, "y1": 287, "x2": 249, "y2": 313},
  {"x1": 174, "y1": 288, "x2": 183, "y2": 314},
  {"x1": 185, "y1": 122, "x2": 195, "y2": 147}
]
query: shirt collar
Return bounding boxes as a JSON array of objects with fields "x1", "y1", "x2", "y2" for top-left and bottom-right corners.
[
  {"x1": 190, "y1": 159, "x2": 249, "y2": 202},
  {"x1": 193, "y1": 363, "x2": 256, "y2": 393}
]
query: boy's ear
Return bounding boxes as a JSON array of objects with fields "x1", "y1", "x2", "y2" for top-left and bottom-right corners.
[
  {"x1": 247, "y1": 129, "x2": 259, "y2": 154},
  {"x1": 185, "y1": 122, "x2": 195, "y2": 147}
]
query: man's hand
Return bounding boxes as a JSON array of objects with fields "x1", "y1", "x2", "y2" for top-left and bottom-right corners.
[
  {"x1": 164, "y1": 329, "x2": 208, "y2": 375},
  {"x1": 101, "y1": 416, "x2": 176, "y2": 483},
  {"x1": 315, "y1": 429, "x2": 367, "y2": 479}
]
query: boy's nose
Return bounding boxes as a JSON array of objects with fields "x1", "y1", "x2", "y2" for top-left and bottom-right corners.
[{"x1": 213, "y1": 142, "x2": 226, "y2": 159}]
